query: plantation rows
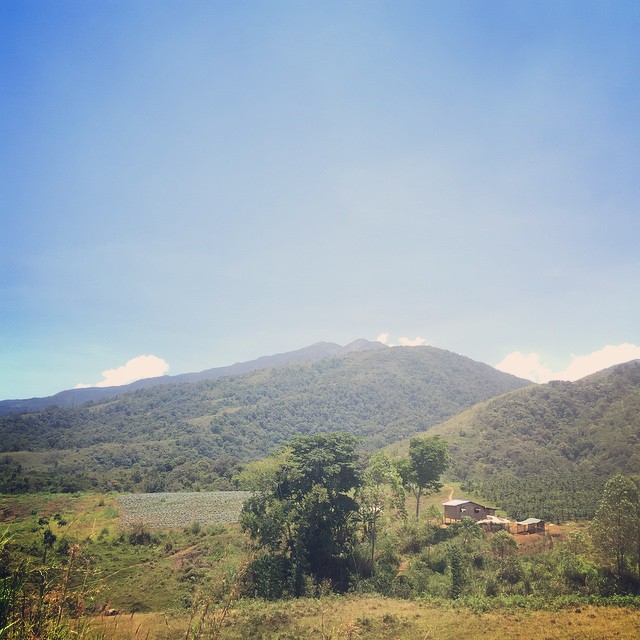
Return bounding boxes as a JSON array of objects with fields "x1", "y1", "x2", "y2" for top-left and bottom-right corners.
[{"x1": 117, "y1": 490, "x2": 251, "y2": 528}]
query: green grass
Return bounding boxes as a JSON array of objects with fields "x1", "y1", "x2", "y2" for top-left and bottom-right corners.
[
  {"x1": 0, "y1": 491, "x2": 250, "y2": 615},
  {"x1": 4, "y1": 491, "x2": 640, "y2": 640}
]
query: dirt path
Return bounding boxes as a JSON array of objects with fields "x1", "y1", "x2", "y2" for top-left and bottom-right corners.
[{"x1": 446, "y1": 485, "x2": 454, "y2": 501}]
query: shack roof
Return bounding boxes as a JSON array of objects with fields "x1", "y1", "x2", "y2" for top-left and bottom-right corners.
[
  {"x1": 442, "y1": 499, "x2": 497, "y2": 510},
  {"x1": 478, "y1": 515, "x2": 511, "y2": 525},
  {"x1": 517, "y1": 518, "x2": 544, "y2": 525}
]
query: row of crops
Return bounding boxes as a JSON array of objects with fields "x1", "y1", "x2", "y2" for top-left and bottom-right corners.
[{"x1": 117, "y1": 491, "x2": 251, "y2": 528}]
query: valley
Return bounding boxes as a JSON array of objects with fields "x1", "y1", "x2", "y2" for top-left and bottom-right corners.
[{"x1": 1, "y1": 343, "x2": 640, "y2": 638}]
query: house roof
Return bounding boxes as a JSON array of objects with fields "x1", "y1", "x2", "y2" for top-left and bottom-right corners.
[
  {"x1": 517, "y1": 518, "x2": 544, "y2": 525},
  {"x1": 442, "y1": 499, "x2": 497, "y2": 509}
]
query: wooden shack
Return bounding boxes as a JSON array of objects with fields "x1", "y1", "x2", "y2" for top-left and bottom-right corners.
[
  {"x1": 515, "y1": 518, "x2": 545, "y2": 534},
  {"x1": 477, "y1": 514, "x2": 511, "y2": 532},
  {"x1": 442, "y1": 499, "x2": 497, "y2": 524}
]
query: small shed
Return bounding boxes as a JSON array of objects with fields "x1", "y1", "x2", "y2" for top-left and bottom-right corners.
[
  {"x1": 443, "y1": 499, "x2": 497, "y2": 524},
  {"x1": 516, "y1": 518, "x2": 545, "y2": 534}
]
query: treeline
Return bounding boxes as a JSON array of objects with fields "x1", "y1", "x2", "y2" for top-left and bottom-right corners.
[
  {"x1": 0, "y1": 450, "x2": 241, "y2": 494},
  {"x1": 469, "y1": 470, "x2": 607, "y2": 522}
]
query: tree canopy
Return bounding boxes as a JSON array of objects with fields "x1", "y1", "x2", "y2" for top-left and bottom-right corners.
[
  {"x1": 240, "y1": 432, "x2": 361, "y2": 597},
  {"x1": 590, "y1": 474, "x2": 640, "y2": 585},
  {"x1": 398, "y1": 436, "x2": 449, "y2": 518}
]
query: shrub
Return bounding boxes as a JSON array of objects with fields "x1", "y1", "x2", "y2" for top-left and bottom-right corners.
[
  {"x1": 128, "y1": 522, "x2": 153, "y2": 546},
  {"x1": 244, "y1": 554, "x2": 291, "y2": 600}
]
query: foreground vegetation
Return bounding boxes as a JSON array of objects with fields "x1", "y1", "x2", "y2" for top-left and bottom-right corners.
[
  {"x1": 3, "y1": 430, "x2": 640, "y2": 638},
  {"x1": 2, "y1": 485, "x2": 640, "y2": 639}
]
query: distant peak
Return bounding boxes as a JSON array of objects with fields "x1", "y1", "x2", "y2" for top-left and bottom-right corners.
[{"x1": 340, "y1": 339, "x2": 389, "y2": 353}]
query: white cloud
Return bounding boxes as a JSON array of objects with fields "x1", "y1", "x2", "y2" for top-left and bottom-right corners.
[
  {"x1": 398, "y1": 336, "x2": 427, "y2": 347},
  {"x1": 75, "y1": 355, "x2": 170, "y2": 388},
  {"x1": 376, "y1": 333, "x2": 428, "y2": 347},
  {"x1": 494, "y1": 352, "x2": 554, "y2": 383},
  {"x1": 495, "y1": 343, "x2": 640, "y2": 383}
]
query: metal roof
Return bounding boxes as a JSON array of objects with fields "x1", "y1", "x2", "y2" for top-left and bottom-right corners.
[
  {"x1": 442, "y1": 499, "x2": 497, "y2": 509},
  {"x1": 478, "y1": 515, "x2": 511, "y2": 525},
  {"x1": 517, "y1": 518, "x2": 544, "y2": 525}
]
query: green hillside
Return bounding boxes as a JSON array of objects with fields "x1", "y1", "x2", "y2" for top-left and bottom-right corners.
[
  {"x1": 406, "y1": 360, "x2": 640, "y2": 522},
  {"x1": 0, "y1": 346, "x2": 528, "y2": 494}
]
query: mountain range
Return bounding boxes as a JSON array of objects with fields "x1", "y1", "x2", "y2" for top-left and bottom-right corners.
[
  {"x1": 0, "y1": 339, "x2": 386, "y2": 414},
  {"x1": 0, "y1": 340, "x2": 529, "y2": 493},
  {"x1": 2, "y1": 338, "x2": 638, "y2": 522}
]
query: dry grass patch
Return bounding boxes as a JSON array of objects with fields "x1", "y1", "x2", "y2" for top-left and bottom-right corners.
[
  {"x1": 92, "y1": 611, "x2": 189, "y2": 639},
  {"x1": 91, "y1": 597, "x2": 640, "y2": 640}
]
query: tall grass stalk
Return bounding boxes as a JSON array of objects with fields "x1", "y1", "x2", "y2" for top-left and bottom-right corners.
[{"x1": 185, "y1": 554, "x2": 252, "y2": 640}]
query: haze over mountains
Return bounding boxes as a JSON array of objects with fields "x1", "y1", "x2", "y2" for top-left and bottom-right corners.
[
  {"x1": 2, "y1": 339, "x2": 639, "y2": 522},
  {"x1": 0, "y1": 339, "x2": 386, "y2": 414}
]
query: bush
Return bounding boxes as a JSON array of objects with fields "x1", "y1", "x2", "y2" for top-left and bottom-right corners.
[
  {"x1": 244, "y1": 554, "x2": 291, "y2": 600},
  {"x1": 497, "y1": 557, "x2": 524, "y2": 585},
  {"x1": 128, "y1": 522, "x2": 153, "y2": 546}
]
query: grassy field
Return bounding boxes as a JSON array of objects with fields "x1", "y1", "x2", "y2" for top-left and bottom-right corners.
[
  {"x1": 0, "y1": 491, "x2": 249, "y2": 614},
  {"x1": 93, "y1": 596, "x2": 640, "y2": 639},
  {"x1": 3, "y1": 491, "x2": 640, "y2": 639}
]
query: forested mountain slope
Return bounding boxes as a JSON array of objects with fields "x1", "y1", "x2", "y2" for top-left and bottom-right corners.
[
  {"x1": 0, "y1": 345, "x2": 529, "y2": 493},
  {"x1": 406, "y1": 360, "x2": 640, "y2": 521}
]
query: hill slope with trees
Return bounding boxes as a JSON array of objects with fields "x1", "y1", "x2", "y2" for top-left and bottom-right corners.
[
  {"x1": 0, "y1": 345, "x2": 528, "y2": 493},
  {"x1": 411, "y1": 359, "x2": 640, "y2": 521}
]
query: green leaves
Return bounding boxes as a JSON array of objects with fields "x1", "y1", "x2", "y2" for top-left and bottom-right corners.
[
  {"x1": 398, "y1": 436, "x2": 449, "y2": 518},
  {"x1": 590, "y1": 474, "x2": 640, "y2": 581},
  {"x1": 240, "y1": 432, "x2": 362, "y2": 595}
]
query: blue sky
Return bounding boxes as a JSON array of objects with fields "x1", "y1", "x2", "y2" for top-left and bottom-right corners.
[{"x1": 2, "y1": 1, "x2": 640, "y2": 399}]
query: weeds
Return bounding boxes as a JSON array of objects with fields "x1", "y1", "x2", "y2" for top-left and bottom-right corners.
[
  {"x1": 0, "y1": 529, "x2": 100, "y2": 639},
  {"x1": 184, "y1": 554, "x2": 252, "y2": 640}
]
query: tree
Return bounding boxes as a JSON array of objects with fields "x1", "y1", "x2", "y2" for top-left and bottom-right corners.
[
  {"x1": 490, "y1": 530, "x2": 517, "y2": 565},
  {"x1": 489, "y1": 530, "x2": 521, "y2": 588},
  {"x1": 357, "y1": 452, "x2": 405, "y2": 569},
  {"x1": 447, "y1": 543, "x2": 466, "y2": 599},
  {"x1": 398, "y1": 436, "x2": 449, "y2": 519},
  {"x1": 240, "y1": 432, "x2": 361, "y2": 596},
  {"x1": 450, "y1": 516, "x2": 483, "y2": 551},
  {"x1": 590, "y1": 474, "x2": 640, "y2": 583}
]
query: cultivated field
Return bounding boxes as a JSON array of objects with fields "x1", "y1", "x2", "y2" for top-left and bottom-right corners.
[{"x1": 117, "y1": 490, "x2": 251, "y2": 528}]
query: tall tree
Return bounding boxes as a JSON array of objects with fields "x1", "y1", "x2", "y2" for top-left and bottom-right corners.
[
  {"x1": 590, "y1": 474, "x2": 640, "y2": 582},
  {"x1": 398, "y1": 436, "x2": 449, "y2": 519},
  {"x1": 240, "y1": 432, "x2": 361, "y2": 596},
  {"x1": 358, "y1": 452, "x2": 405, "y2": 568}
]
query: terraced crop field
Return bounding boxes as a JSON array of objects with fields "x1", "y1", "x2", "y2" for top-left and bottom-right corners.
[{"x1": 117, "y1": 491, "x2": 251, "y2": 528}]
